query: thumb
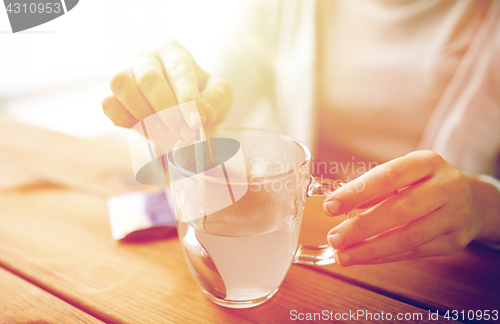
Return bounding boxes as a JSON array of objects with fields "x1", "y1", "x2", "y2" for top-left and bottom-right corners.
[{"x1": 200, "y1": 77, "x2": 233, "y2": 128}]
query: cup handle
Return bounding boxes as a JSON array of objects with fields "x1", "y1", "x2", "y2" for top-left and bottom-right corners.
[{"x1": 293, "y1": 176, "x2": 358, "y2": 266}]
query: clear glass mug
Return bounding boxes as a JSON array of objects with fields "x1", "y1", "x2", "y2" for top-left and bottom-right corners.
[{"x1": 167, "y1": 128, "x2": 357, "y2": 309}]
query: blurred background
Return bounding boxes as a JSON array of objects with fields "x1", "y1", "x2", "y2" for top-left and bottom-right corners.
[{"x1": 0, "y1": 0, "x2": 254, "y2": 141}]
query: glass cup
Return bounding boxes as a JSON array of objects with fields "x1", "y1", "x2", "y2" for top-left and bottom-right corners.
[{"x1": 167, "y1": 128, "x2": 357, "y2": 309}]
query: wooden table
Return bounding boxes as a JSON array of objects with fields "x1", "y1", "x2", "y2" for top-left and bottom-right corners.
[{"x1": 0, "y1": 118, "x2": 498, "y2": 323}]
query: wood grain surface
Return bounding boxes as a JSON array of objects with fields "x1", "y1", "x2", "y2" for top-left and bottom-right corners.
[
  {"x1": 0, "y1": 183, "x2": 445, "y2": 323},
  {"x1": 0, "y1": 267, "x2": 103, "y2": 324},
  {"x1": 0, "y1": 118, "x2": 143, "y2": 197}
]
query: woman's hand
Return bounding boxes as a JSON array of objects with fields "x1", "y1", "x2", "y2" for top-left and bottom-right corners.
[
  {"x1": 102, "y1": 40, "x2": 232, "y2": 140},
  {"x1": 324, "y1": 150, "x2": 500, "y2": 266}
]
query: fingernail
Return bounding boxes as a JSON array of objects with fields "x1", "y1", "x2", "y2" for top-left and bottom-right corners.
[
  {"x1": 189, "y1": 110, "x2": 201, "y2": 128},
  {"x1": 180, "y1": 127, "x2": 193, "y2": 141},
  {"x1": 328, "y1": 233, "x2": 342, "y2": 248},
  {"x1": 335, "y1": 251, "x2": 350, "y2": 266},
  {"x1": 325, "y1": 199, "x2": 340, "y2": 216}
]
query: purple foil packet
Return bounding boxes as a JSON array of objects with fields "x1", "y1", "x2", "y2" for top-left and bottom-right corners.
[{"x1": 107, "y1": 188, "x2": 176, "y2": 240}]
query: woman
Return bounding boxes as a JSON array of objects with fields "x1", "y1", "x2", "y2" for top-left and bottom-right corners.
[{"x1": 102, "y1": 0, "x2": 500, "y2": 266}]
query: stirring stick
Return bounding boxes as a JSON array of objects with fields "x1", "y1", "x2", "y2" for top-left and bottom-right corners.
[
  {"x1": 207, "y1": 136, "x2": 215, "y2": 168},
  {"x1": 194, "y1": 98, "x2": 215, "y2": 231},
  {"x1": 194, "y1": 128, "x2": 215, "y2": 170},
  {"x1": 194, "y1": 128, "x2": 205, "y2": 175},
  {"x1": 194, "y1": 95, "x2": 215, "y2": 171}
]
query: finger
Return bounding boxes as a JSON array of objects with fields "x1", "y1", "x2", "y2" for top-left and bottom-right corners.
[
  {"x1": 324, "y1": 150, "x2": 441, "y2": 216},
  {"x1": 132, "y1": 52, "x2": 178, "y2": 111},
  {"x1": 131, "y1": 52, "x2": 193, "y2": 141},
  {"x1": 357, "y1": 190, "x2": 397, "y2": 209},
  {"x1": 360, "y1": 234, "x2": 461, "y2": 265},
  {"x1": 156, "y1": 40, "x2": 208, "y2": 129},
  {"x1": 109, "y1": 69, "x2": 156, "y2": 121},
  {"x1": 333, "y1": 208, "x2": 447, "y2": 266},
  {"x1": 156, "y1": 41, "x2": 210, "y2": 88},
  {"x1": 102, "y1": 95, "x2": 139, "y2": 128},
  {"x1": 327, "y1": 177, "x2": 449, "y2": 249},
  {"x1": 200, "y1": 77, "x2": 233, "y2": 127}
]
